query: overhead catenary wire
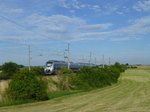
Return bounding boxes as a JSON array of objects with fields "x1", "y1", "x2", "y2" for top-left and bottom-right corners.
[
  {"x1": 0, "y1": 15, "x2": 55, "y2": 40},
  {"x1": 0, "y1": 15, "x2": 102, "y2": 65}
]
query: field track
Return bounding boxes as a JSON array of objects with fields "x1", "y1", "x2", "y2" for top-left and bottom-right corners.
[{"x1": 0, "y1": 69, "x2": 150, "y2": 112}]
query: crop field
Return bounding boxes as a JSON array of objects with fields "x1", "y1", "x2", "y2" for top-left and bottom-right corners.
[
  {"x1": 136, "y1": 65, "x2": 150, "y2": 69},
  {"x1": 0, "y1": 69, "x2": 150, "y2": 112}
]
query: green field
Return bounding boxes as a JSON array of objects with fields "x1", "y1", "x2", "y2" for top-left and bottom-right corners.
[{"x1": 0, "y1": 69, "x2": 150, "y2": 112}]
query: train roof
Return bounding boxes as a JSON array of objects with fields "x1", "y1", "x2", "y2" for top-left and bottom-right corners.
[
  {"x1": 46, "y1": 60, "x2": 66, "y2": 63},
  {"x1": 46, "y1": 60, "x2": 96, "y2": 66}
]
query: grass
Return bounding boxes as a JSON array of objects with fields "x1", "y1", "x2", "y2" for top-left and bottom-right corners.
[
  {"x1": 0, "y1": 69, "x2": 150, "y2": 112},
  {"x1": 0, "y1": 90, "x2": 83, "y2": 107},
  {"x1": 0, "y1": 100, "x2": 34, "y2": 107},
  {"x1": 48, "y1": 90, "x2": 83, "y2": 99}
]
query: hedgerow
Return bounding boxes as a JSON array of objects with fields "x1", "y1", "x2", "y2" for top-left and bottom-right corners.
[
  {"x1": 7, "y1": 68, "x2": 48, "y2": 101},
  {"x1": 31, "y1": 66, "x2": 45, "y2": 76},
  {"x1": 73, "y1": 63, "x2": 127, "y2": 90}
]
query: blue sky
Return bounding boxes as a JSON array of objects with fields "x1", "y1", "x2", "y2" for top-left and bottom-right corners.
[{"x1": 0, "y1": 0, "x2": 150, "y2": 65}]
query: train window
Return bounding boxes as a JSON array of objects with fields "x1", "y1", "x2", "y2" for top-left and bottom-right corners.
[{"x1": 46, "y1": 62, "x2": 52, "y2": 67}]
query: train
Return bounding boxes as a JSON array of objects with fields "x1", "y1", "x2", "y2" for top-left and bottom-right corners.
[{"x1": 44, "y1": 60, "x2": 97, "y2": 75}]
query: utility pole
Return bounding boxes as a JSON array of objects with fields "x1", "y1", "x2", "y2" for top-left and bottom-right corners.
[
  {"x1": 90, "y1": 52, "x2": 92, "y2": 66},
  {"x1": 64, "y1": 51, "x2": 65, "y2": 62},
  {"x1": 102, "y1": 54, "x2": 104, "y2": 68},
  {"x1": 95, "y1": 57, "x2": 97, "y2": 65},
  {"x1": 67, "y1": 43, "x2": 70, "y2": 69},
  {"x1": 109, "y1": 57, "x2": 111, "y2": 66},
  {"x1": 28, "y1": 45, "x2": 31, "y2": 72},
  {"x1": 82, "y1": 56, "x2": 84, "y2": 63}
]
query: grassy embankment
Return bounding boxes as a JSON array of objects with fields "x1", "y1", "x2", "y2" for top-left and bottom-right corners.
[{"x1": 0, "y1": 68, "x2": 150, "y2": 112}]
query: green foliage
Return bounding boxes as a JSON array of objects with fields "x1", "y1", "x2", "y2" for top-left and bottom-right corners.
[
  {"x1": 73, "y1": 63, "x2": 127, "y2": 90},
  {"x1": 18, "y1": 64, "x2": 24, "y2": 68},
  {"x1": 74, "y1": 67, "x2": 110, "y2": 90},
  {"x1": 0, "y1": 65, "x2": 2, "y2": 71},
  {"x1": 56, "y1": 67, "x2": 76, "y2": 91},
  {"x1": 7, "y1": 68, "x2": 48, "y2": 101},
  {"x1": 0, "y1": 72, "x2": 10, "y2": 80},
  {"x1": 112, "y1": 62, "x2": 128, "y2": 73},
  {"x1": 1, "y1": 62, "x2": 19, "y2": 78},
  {"x1": 31, "y1": 66, "x2": 45, "y2": 75},
  {"x1": 53, "y1": 63, "x2": 127, "y2": 91}
]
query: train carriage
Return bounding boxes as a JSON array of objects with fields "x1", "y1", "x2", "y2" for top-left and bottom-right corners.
[{"x1": 44, "y1": 60, "x2": 96, "y2": 75}]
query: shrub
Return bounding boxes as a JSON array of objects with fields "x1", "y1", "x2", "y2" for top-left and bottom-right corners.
[
  {"x1": 1, "y1": 62, "x2": 19, "y2": 78},
  {"x1": 0, "y1": 66, "x2": 2, "y2": 71},
  {"x1": 0, "y1": 72, "x2": 10, "y2": 80},
  {"x1": 74, "y1": 64, "x2": 125, "y2": 90},
  {"x1": 74, "y1": 67, "x2": 102, "y2": 90},
  {"x1": 56, "y1": 67, "x2": 76, "y2": 91},
  {"x1": 7, "y1": 68, "x2": 48, "y2": 101},
  {"x1": 31, "y1": 67, "x2": 45, "y2": 76},
  {"x1": 112, "y1": 62, "x2": 128, "y2": 73}
]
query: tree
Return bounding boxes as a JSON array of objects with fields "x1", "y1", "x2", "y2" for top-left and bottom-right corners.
[
  {"x1": 8, "y1": 68, "x2": 48, "y2": 101},
  {"x1": 1, "y1": 62, "x2": 19, "y2": 78}
]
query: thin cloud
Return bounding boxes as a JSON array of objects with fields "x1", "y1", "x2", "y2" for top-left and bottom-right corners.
[
  {"x1": 8, "y1": 9, "x2": 24, "y2": 13},
  {"x1": 133, "y1": 0, "x2": 150, "y2": 12},
  {"x1": 78, "y1": 24, "x2": 113, "y2": 31},
  {"x1": 0, "y1": 13, "x2": 150, "y2": 42},
  {"x1": 0, "y1": 5, "x2": 24, "y2": 14},
  {"x1": 111, "y1": 36, "x2": 141, "y2": 41},
  {"x1": 58, "y1": 0, "x2": 101, "y2": 12}
]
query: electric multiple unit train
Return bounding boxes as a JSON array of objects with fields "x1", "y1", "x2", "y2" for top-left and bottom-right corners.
[{"x1": 44, "y1": 60, "x2": 96, "y2": 75}]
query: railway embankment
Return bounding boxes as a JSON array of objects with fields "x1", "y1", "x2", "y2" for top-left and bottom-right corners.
[
  {"x1": 0, "y1": 62, "x2": 127, "y2": 107},
  {"x1": 0, "y1": 69, "x2": 150, "y2": 112}
]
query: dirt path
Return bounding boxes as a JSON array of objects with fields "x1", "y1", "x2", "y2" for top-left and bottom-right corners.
[{"x1": 0, "y1": 69, "x2": 150, "y2": 112}]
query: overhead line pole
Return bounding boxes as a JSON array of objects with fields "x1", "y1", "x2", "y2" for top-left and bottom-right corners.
[
  {"x1": 90, "y1": 52, "x2": 92, "y2": 66},
  {"x1": 64, "y1": 51, "x2": 66, "y2": 62},
  {"x1": 95, "y1": 57, "x2": 97, "y2": 65},
  {"x1": 102, "y1": 54, "x2": 104, "y2": 68},
  {"x1": 82, "y1": 56, "x2": 84, "y2": 63},
  {"x1": 67, "y1": 43, "x2": 70, "y2": 69},
  {"x1": 28, "y1": 45, "x2": 31, "y2": 72},
  {"x1": 109, "y1": 57, "x2": 111, "y2": 66}
]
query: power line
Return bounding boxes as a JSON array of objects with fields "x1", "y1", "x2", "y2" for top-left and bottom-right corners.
[
  {"x1": 0, "y1": 15, "x2": 25, "y2": 28},
  {"x1": 0, "y1": 15, "x2": 53, "y2": 39}
]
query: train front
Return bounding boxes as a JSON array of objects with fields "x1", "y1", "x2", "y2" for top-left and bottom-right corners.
[{"x1": 44, "y1": 61, "x2": 54, "y2": 75}]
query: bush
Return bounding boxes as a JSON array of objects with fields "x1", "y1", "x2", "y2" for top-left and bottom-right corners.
[
  {"x1": 74, "y1": 63, "x2": 126, "y2": 90},
  {"x1": 0, "y1": 66, "x2": 2, "y2": 71},
  {"x1": 1, "y1": 62, "x2": 19, "y2": 78},
  {"x1": 31, "y1": 67, "x2": 45, "y2": 76},
  {"x1": 112, "y1": 62, "x2": 127, "y2": 73},
  {"x1": 74, "y1": 67, "x2": 110, "y2": 90},
  {"x1": 0, "y1": 72, "x2": 10, "y2": 80},
  {"x1": 7, "y1": 68, "x2": 48, "y2": 101},
  {"x1": 47, "y1": 63, "x2": 127, "y2": 93},
  {"x1": 56, "y1": 67, "x2": 76, "y2": 91}
]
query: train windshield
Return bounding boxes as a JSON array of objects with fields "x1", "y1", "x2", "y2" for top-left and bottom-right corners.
[{"x1": 46, "y1": 62, "x2": 53, "y2": 67}]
